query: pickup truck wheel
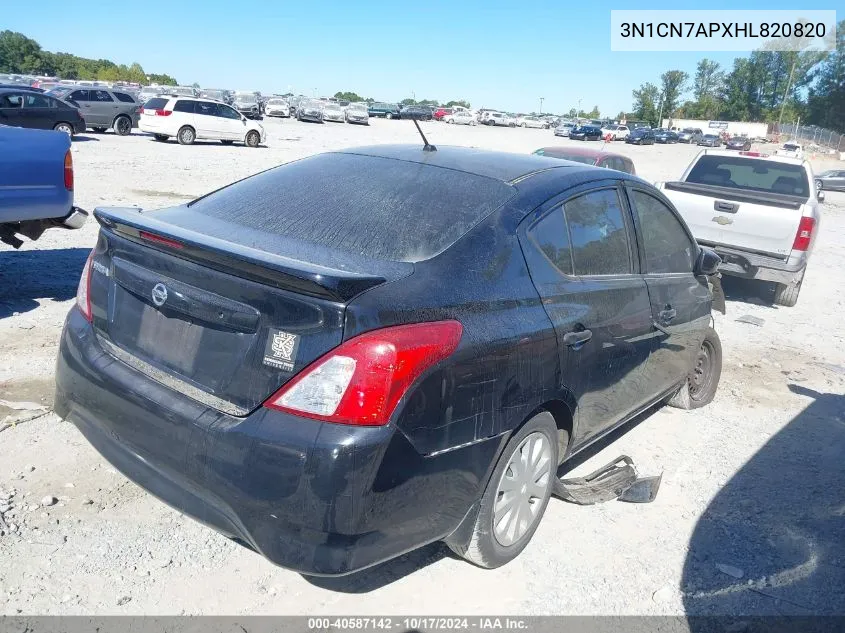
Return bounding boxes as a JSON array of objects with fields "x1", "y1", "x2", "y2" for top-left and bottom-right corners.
[
  {"x1": 815, "y1": 180, "x2": 823, "y2": 191},
  {"x1": 177, "y1": 126, "x2": 195, "y2": 145},
  {"x1": 448, "y1": 412, "x2": 559, "y2": 569},
  {"x1": 774, "y1": 279, "x2": 802, "y2": 307},
  {"x1": 54, "y1": 122, "x2": 74, "y2": 136},
  {"x1": 113, "y1": 115, "x2": 132, "y2": 136},
  {"x1": 666, "y1": 327, "x2": 722, "y2": 409}
]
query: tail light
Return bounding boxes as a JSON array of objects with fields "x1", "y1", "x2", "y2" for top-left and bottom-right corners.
[
  {"x1": 76, "y1": 250, "x2": 95, "y2": 322},
  {"x1": 63, "y1": 150, "x2": 73, "y2": 191},
  {"x1": 264, "y1": 321, "x2": 463, "y2": 426},
  {"x1": 139, "y1": 230, "x2": 184, "y2": 250},
  {"x1": 792, "y1": 216, "x2": 816, "y2": 252},
  {"x1": 154, "y1": 109, "x2": 172, "y2": 117}
]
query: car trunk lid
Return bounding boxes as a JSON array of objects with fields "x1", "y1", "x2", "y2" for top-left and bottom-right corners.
[{"x1": 89, "y1": 206, "x2": 412, "y2": 416}]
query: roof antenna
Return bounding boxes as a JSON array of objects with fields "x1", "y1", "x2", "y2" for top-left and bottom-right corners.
[{"x1": 412, "y1": 118, "x2": 436, "y2": 152}]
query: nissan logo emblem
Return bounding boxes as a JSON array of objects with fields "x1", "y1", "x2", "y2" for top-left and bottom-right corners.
[{"x1": 151, "y1": 283, "x2": 168, "y2": 307}]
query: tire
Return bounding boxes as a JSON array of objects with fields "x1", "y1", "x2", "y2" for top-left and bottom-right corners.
[
  {"x1": 385, "y1": 112, "x2": 393, "y2": 120},
  {"x1": 221, "y1": 140, "x2": 235, "y2": 145},
  {"x1": 521, "y1": 123, "x2": 527, "y2": 128},
  {"x1": 177, "y1": 126, "x2": 195, "y2": 145},
  {"x1": 774, "y1": 278, "x2": 802, "y2": 307},
  {"x1": 666, "y1": 327, "x2": 722, "y2": 410},
  {"x1": 448, "y1": 412, "x2": 559, "y2": 569},
  {"x1": 113, "y1": 115, "x2": 132, "y2": 136},
  {"x1": 470, "y1": 121, "x2": 476, "y2": 126},
  {"x1": 54, "y1": 122, "x2": 74, "y2": 137},
  {"x1": 92, "y1": 127, "x2": 107, "y2": 133},
  {"x1": 153, "y1": 134, "x2": 169, "y2": 142},
  {"x1": 245, "y1": 130, "x2": 260, "y2": 147},
  {"x1": 815, "y1": 180, "x2": 823, "y2": 191}
]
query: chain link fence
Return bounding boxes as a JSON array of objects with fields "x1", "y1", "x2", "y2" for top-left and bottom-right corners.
[{"x1": 772, "y1": 123, "x2": 844, "y2": 153}]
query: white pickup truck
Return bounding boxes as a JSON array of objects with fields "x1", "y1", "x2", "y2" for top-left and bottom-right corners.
[{"x1": 657, "y1": 150, "x2": 822, "y2": 306}]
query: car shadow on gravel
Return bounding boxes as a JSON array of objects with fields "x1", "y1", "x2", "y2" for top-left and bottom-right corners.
[
  {"x1": 720, "y1": 276, "x2": 781, "y2": 308},
  {"x1": 683, "y1": 384, "x2": 845, "y2": 620},
  {"x1": 0, "y1": 247, "x2": 90, "y2": 318},
  {"x1": 72, "y1": 135, "x2": 99, "y2": 143}
]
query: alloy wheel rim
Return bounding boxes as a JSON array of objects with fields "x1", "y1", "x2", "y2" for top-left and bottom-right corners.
[
  {"x1": 493, "y1": 432, "x2": 552, "y2": 547},
  {"x1": 689, "y1": 340, "x2": 715, "y2": 400},
  {"x1": 57, "y1": 124, "x2": 72, "y2": 135},
  {"x1": 117, "y1": 118, "x2": 129, "y2": 134}
]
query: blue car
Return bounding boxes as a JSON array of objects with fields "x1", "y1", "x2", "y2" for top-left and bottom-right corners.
[{"x1": 0, "y1": 125, "x2": 87, "y2": 248}]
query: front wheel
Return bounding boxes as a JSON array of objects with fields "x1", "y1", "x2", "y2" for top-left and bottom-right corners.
[
  {"x1": 448, "y1": 412, "x2": 559, "y2": 569},
  {"x1": 245, "y1": 130, "x2": 261, "y2": 147},
  {"x1": 666, "y1": 327, "x2": 722, "y2": 409},
  {"x1": 385, "y1": 112, "x2": 393, "y2": 120}
]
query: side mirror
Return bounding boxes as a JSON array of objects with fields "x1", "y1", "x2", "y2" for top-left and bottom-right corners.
[
  {"x1": 817, "y1": 191, "x2": 825, "y2": 203},
  {"x1": 694, "y1": 247, "x2": 721, "y2": 276}
]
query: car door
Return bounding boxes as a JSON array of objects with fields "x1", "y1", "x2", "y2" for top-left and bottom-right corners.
[
  {"x1": 89, "y1": 89, "x2": 118, "y2": 127},
  {"x1": 519, "y1": 182, "x2": 656, "y2": 447},
  {"x1": 67, "y1": 89, "x2": 92, "y2": 124},
  {"x1": 0, "y1": 92, "x2": 24, "y2": 127},
  {"x1": 217, "y1": 103, "x2": 245, "y2": 140},
  {"x1": 625, "y1": 185, "x2": 711, "y2": 395},
  {"x1": 22, "y1": 92, "x2": 56, "y2": 129},
  {"x1": 192, "y1": 100, "x2": 217, "y2": 138}
]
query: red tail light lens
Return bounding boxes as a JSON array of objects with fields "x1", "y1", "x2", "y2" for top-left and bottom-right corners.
[
  {"x1": 76, "y1": 250, "x2": 94, "y2": 322},
  {"x1": 792, "y1": 216, "x2": 816, "y2": 251},
  {"x1": 154, "y1": 109, "x2": 172, "y2": 117},
  {"x1": 139, "y1": 230, "x2": 184, "y2": 249},
  {"x1": 264, "y1": 321, "x2": 463, "y2": 426},
  {"x1": 63, "y1": 150, "x2": 73, "y2": 191}
]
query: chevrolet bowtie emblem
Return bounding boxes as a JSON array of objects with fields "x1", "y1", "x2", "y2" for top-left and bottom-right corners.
[{"x1": 712, "y1": 216, "x2": 734, "y2": 226}]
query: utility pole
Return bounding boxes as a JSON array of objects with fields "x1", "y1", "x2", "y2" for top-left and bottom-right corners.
[
  {"x1": 539, "y1": 97, "x2": 544, "y2": 115},
  {"x1": 577, "y1": 98, "x2": 582, "y2": 118},
  {"x1": 656, "y1": 94, "x2": 664, "y2": 128},
  {"x1": 777, "y1": 58, "x2": 797, "y2": 133}
]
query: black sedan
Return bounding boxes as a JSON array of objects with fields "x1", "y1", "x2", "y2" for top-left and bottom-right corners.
[
  {"x1": 725, "y1": 136, "x2": 752, "y2": 151},
  {"x1": 569, "y1": 125, "x2": 603, "y2": 140},
  {"x1": 55, "y1": 145, "x2": 722, "y2": 576},
  {"x1": 0, "y1": 88, "x2": 85, "y2": 136},
  {"x1": 626, "y1": 128, "x2": 655, "y2": 145},
  {"x1": 698, "y1": 134, "x2": 722, "y2": 147},
  {"x1": 398, "y1": 105, "x2": 433, "y2": 121},
  {"x1": 654, "y1": 129, "x2": 679, "y2": 144}
]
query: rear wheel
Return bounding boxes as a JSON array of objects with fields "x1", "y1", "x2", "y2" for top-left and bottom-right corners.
[
  {"x1": 177, "y1": 126, "x2": 195, "y2": 145},
  {"x1": 245, "y1": 130, "x2": 260, "y2": 147},
  {"x1": 113, "y1": 115, "x2": 132, "y2": 136},
  {"x1": 54, "y1": 122, "x2": 74, "y2": 137},
  {"x1": 666, "y1": 327, "x2": 722, "y2": 409},
  {"x1": 448, "y1": 412, "x2": 559, "y2": 569},
  {"x1": 774, "y1": 278, "x2": 802, "y2": 307}
]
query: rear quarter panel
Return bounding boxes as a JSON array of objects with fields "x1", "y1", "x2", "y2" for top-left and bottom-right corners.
[{"x1": 0, "y1": 125, "x2": 72, "y2": 223}]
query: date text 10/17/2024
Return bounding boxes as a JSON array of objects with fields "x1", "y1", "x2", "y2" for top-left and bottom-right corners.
[{"x1": 308, "y1": 617, "x2": 529, "y2": 631}]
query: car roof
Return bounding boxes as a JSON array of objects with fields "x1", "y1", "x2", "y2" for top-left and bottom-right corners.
[
  {"x1": 535, "y1": 146, "x2": 627, "y2": 161},
  {"x1": 0, "y1": 87, "x2": 47, "y2": 94},
  {"x1": 335, "y1": 145, "x2": 590, "y2": 183}
]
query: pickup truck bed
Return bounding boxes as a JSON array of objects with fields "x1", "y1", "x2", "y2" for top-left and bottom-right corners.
[{"x1": 0, "y1": 124, "x2": 87, "y2": 247}]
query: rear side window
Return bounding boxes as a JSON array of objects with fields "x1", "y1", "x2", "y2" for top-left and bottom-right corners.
[
  {"x1": 24, "y1": 93, "x2": 51, "y2": 108},
  {"x1": 686, "y1": 155, "x2": 809, "y2": 198},
  {"x1": 114, "y1": 92, "x2": 135, "y2": 103},
  {"x1": 630, "y1": 190, "x2": 694, "y2": 274},
  {"x1": 528, "y1": 209, "x2": 572, "y2": 275},
  {"x1": 189, "y1": 153, "x2": 516, "y2": 263},
  {"x1": 69, "y1": 90, "x2": 89, "y2": 102},
  {"x1": 91, "y1": 90, "x2": 113, "y2": 102},
  {"x1": 143, "y1": 97, "x2": 169, "y2": 110},
  {"x1": 564, "y1": 189, "x2": 631, "y2": 276},
  {"x1": 173, "y1": 100, "x2": 196, "y2": 113}
]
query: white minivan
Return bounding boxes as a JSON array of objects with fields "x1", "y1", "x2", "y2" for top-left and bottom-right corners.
[{"x1": 139, "y1": 96, "x2": 265, "y2": 147}]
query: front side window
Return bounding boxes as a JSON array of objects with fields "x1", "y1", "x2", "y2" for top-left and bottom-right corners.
[
  {"x1": 564, "y1": 188, "x2": 631, "y2": 276},
  {"x1": 114, "y1": 92, "x2": 136, "y2": 103},
  {"x1": 219, "y1": 105, "x2": 241, "y2": 119},
  {"x1": 69, "y1": 90, "x2": 89, "y2": 102},
  {"x1": 630, "y1": 190, "x2": 694, "y2": 274},
  {"x1": 0, "y1": 93, "x2": 23, "y2": 107}
]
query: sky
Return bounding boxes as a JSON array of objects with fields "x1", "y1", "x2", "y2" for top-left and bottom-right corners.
[{"x1": 4, "y1": 0, "x2": 837, "y2": 115}]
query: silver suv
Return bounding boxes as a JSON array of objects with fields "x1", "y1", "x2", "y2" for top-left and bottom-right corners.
[{"x1": 47, "y1": 86, "x2": 140, "y2": 135}]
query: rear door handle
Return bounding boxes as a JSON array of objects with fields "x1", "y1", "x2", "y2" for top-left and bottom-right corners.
[
  {"x1": 659, "y1": 307, "x2": 677, "y2": 323},
  {"x1": 714, "y1": 200, "x2": 739, "y2": 213},
  {"x1": 563, "y1": 329, "x2": 592, "y2": 347}
]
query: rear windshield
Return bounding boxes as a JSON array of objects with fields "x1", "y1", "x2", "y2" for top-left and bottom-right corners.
[
  {"x1": 189, "y1": 153, "x2": 516, "y2": 262},
  {"x1": 143, "y1": 97, "x2": 169, "y2": 110},
  {"x1": 686, "y1": 155, "x2": 809, "y2": 198}
]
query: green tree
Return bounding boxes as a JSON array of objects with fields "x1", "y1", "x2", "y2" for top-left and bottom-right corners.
[
  {"x1": 147, "y1": 73, "x2": 177, "y2": 86},
  {"x1": 585, "y1": 105, "x2": 600, "y2": 118},
  {"x1": 334, "y1": 91, "x2": 364, "y2": 102},
  {"x1": 659, "y1": 70, "x2": 688, "y2": 119},
  {"x1": 632, "y1": 82, "x2": 660, "y2": 125},
  {"x1": 400, "y1": 97, "x2": 416, "y2": 105},
  {"x1": 0, "y1": 31, "x2": 42, "y2": 73},
  {"x1": 445, "y1": 99, "x2": 471, "y2": 109},
  {"x1": 804, "y1": 20, "x2": 845, "y2": 132}
]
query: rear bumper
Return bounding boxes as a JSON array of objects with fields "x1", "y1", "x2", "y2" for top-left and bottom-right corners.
[
  {"x1": 73, "y1": 120, "x2": 86, "y2": 134},
  {"x1": 704, "y1": 244, "x2": 807, "y2": 284},
  {"x1": 54, "y1": 309, "x2": 486, "y2": 575}
]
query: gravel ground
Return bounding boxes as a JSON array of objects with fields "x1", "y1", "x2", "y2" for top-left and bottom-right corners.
[{"x1": 1, "y1": 118, "x2": 843, "y2": 616}]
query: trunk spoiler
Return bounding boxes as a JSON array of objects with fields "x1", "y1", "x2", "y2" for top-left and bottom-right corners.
[{"x1": 94, "y1": 207, "x2": 411, "y2": 302}]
